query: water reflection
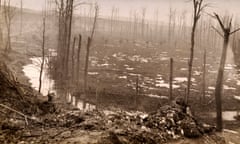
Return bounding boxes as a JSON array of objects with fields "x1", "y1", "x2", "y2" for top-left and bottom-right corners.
[
  {"x1": 67, "y1": 93, "x2": 96, "y2": 111},
  {"x1": 23, "y1": 57, "x2": 55, "y2": 96}
]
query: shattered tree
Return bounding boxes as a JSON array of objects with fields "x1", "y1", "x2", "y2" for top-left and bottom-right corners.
[
  {"x1": 186, "y1": 0, "x2": 207, "y2": 103},
  {"x1": 212, "y1": 13, "x2": 240, "y2": 131}
]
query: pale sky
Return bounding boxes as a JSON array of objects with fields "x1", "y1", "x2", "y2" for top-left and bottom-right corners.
[{"x1": 11, "y1": 0, "x2": 240, "y2": 23}]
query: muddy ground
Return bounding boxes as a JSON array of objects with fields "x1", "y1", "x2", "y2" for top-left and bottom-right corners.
[
  {"x1": 0, "y1": 9, "x2": 240, "y2": 143},
  {"x1": 0, "y1": 59, "x2": 225, "y2": 143},
  {"x1": 0, "y1": 37, "x2": 238, "y2": 144}
]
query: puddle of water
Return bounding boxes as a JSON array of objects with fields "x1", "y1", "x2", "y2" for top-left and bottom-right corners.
[
  {"x1": 144, "y1": 77, "x2": 154, "y2": 85},
  {"x1": 160, "y1": 57, "x2": 169, "y2": 61},
  {"x1": 208, "y1": 85, "x2": 236, "y2": 90},
  {"x1": 156, "y1": 83, "x2": 180, "y2": 89},
  {"x1": 225, "y1": 66, "x2": 234, "y2": 70},
  {"x1": 180, "y1": 68, "x2": 188, "y2": 71},
  {"x1": 210, "y1": 111, "x2": 239, "y2": 121},
  {"x1": 146, "y1": 94, "x2": 169, "y2": 99},
  {"x1": 208, "y1": 70, "x2": 217, "y2": 73},
  {"x1": 155, "y1": 79, "x2": 165, "y2": 84},
  {"x1": 223, "y1": 85, "x2": 236, "y2": 90},
  {"x1": 88, "y1": 72, "x2": 99, "y2": 76},
  {"x1": 208, "y1": 86, "x2": 215, "y2": 90},
  {"x1": 126, "y1": 67, "x2": 134, "y2": 71},
  {"x1": 173, "y1": 77, "x2": 195, "y2": 83},
  {"x1": 225, "y1": 64, "x2": 236, "y2": 70},
  {"x1": 119, "y1": 76, "x2": 127, "y2": 79},
  {"x1": 23, "y1": 57, "x2": 55, "y2": 96},
  {"x1": 97, "y1": 63, "x2": 110, "y2": 67},
  {"x1": 90, "y1": 56, "x2": 99, "y2": 66},
  {"x1": 233, "y1": 96, "x2": 240, "y2": 101},
  {"x1": 128, "y1": 73, "x2": 140, "y2": 76},
  {"x1": 112, "y1": 53, "x2": 126, "y2": 61},
  {"x1": 128, "y1": 55, "x2": 149, "y2": 63},
  {"x1": 193, "y1": 71, "x2": 201, "y2": 76},
  {"x1": 24, "y1": 57, "x2": 96, "y2": 111},
  {"x1": 223, "y1": 129, "x2": 239, "y2": 134},
  {"x1": 237, "y1": 81, "x2": 240, "y2": 86}
]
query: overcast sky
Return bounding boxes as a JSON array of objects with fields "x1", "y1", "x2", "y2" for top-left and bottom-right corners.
[{"x1": 11, "y1": 0, "x2": 240, "y2": 23}]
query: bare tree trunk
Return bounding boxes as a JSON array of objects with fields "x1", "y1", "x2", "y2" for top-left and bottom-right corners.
[
  {"x1": 213, "y1": 13, "x2": 240, "y2": 132},
  {"x1": 186, "y1": 0, "x2": 205, "y2": 103},
  {"x1": 76, "y1": 34, "x2": 82, "y2": 86},
  {"x1": 83, "y1": 37, "x2": 91, "y2": 97},
  {"x1": 65, "y1": 0, "x2": 74, "y2": 78},
  {"x1": 82, "y1": 5, "x2": 98, "y2": 107},
  {"x1": 90, "y1": 5, "x2": 98, "y2": 39},
  {"x1": 39, "y1": 17, "x2": 46, "y2": 93},
  {"x1": 186, "y1": 21, "x2": 197, "y2": 103},
  {"x1": 215, "y1": 34, "x2": 229, "y2": 131},
  {"x1": 71, "y1": 37, "x2": 76, "y2": 83},
  {"x1": 3, "y1": 0, "x2": 14, "y2": 53}
]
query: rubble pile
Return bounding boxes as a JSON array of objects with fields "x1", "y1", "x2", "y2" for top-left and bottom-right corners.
[
  {"x1": 96, "y1": 100, "x2": 215, "y2": 144},
  {"x1": 1, "y1": 103, "x2": 219, "y2": 144}
]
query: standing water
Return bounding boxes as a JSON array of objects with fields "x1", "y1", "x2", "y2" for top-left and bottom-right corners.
[
  {"x1": 23, "y1": 57, "x2": 55, "y2": 96},
  {"x1": 23, "y1": 57, "x2": 96, "y2": 111}
]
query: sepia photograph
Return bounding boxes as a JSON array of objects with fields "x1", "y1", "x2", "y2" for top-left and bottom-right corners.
[{"x1": 0, "y1": 0, "x2": 240, "y2": 143}]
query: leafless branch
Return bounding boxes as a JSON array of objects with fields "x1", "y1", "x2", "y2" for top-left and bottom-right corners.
[
  {"x1": 214, "y1": 13, "x2": 225, "y2": 31},
  {"x1": 230, "y1": 27, "x2": 240, "y2": 35},
  {"x1": 211, "y1": 26, "x2": 224, "y2": 37}
]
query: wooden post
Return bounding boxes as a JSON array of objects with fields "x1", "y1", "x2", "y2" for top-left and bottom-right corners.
[
  {"x1": 169, "y1": 58, "x2": 173, "y2": 100},
  {"x1": 135, "y1": 75, "x2": 139, "y2": 108},
  {"x1": 96, "y1": 79, "x2": 99, "y2": 109}
]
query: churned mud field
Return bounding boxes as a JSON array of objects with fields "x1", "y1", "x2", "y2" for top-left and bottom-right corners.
[{"x1": 1, "y1": 0, "x2": 240, "y2": 143}]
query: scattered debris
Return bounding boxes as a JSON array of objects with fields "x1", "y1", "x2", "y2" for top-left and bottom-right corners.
[{"x1": 0, "y1": 60, "x2": 225, "y2": 144}]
